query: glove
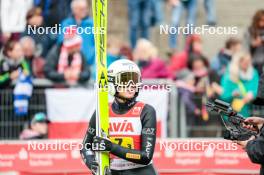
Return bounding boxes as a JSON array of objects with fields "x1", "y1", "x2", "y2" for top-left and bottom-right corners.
[
  {"x1": 89, "y1": 159, "x2": 99, "y2": 175},
  {"x1": 92, "y1": 136, "x2": 112, "y2": 151},
  {"x1": 80, "y1": 152, "x2": 99, "y2": 175},
  {"x1": 88, "y1": 156, "x2": 112, "y2": 175}
]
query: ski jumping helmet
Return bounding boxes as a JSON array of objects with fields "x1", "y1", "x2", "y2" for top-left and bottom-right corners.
[{"x1": 108, "y1": 59, "x2": 141, "y2": 100}]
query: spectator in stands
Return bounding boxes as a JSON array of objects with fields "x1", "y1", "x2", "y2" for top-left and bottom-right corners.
[
  {"x1": 244, "y1": 9, "x2": 264, "y2": 75},
  {"x1": 0, "y1": 40, "x2": 30, "y2": 88},
  {"x1": 90, "y1": 37, "x2": 131, "y2": 80},
  {"x1": 44, "y1": 27, "x2": 90, "y2": 85},
  {"x1": 127, "y1": 0, "x2": 152, "y2": 48},
  {"x1": 23, "y1": 7, "x2": 55, "y2": 58},
  {"x1": 150, "y1": 0, "x2": 163, "y2": 26},
  {"x1": 168, "y1": 35, "x2": 204, "y2": 78},
  {"x1": 90, "y1": 36, "x2": 125, "y2": 80},
  {"x1": 20, "y1": 112, "x2": 49, "y2": 140},
  {"x1": 187, "y1": 54, "x2": 222, "y2": 137},
  {"x1": 133, "y1": 38, "x2": 171, "y2": 79},
  {"x1": 189, "y1": 54, "x2": 222, "y2": 96},
  {"x1": 33, "y1": 0, "x2": 72, "y2": 27},
  {"x1": 211, "y1": 37, "x2": 242, "y2": 77},
  {"x1": 107, "y1": 36, "x2": 124, "y2": 67},
  {"x1": 0, "y1": 32, "x2": 7, "y2": 50},
  {"x1": 168, "y1": 0, "x2": 197, "y2": 50},
  {"x1": 120, "y1": 42, "x2": 134, "y2": 61},
  {"x1": 0, "y1": 32, "x2": 10, "y2": 50},
  {"x1": 57, "y1": 0, "x2": 95, "y2": 66},
  {"x1": 204, "y1": 0, "x2": 217, "y2": 26},
  {"x1": 20, "y1": 36, "x2": 45, "y2": 78},
  {"x1": 0, "y1": 32, "x2": 20, "y2": 50},
  {"x1": 220, "y1": 52, "x2": 259, "y2": 117},
  {"x1": 175, "y1": 69, "x2": 200, "y2": 135}
]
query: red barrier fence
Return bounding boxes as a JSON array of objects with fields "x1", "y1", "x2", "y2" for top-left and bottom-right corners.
[{"x1": 0, "y1": 139, "x2": 260, "y2": 175}]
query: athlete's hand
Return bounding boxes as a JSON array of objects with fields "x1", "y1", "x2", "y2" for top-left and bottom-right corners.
[
  {"x1": 89, "y1": 160, "x2": 111, "y2": 175},
  {"x1": 89, "y1": 160, "x2": 99, "y2": 175},
  {"x1": 80, "y1": 151, "x2": 99, "y2": 175},
  {"x1": 92, "y1": 136, "x2": 112, "y2": 152}
]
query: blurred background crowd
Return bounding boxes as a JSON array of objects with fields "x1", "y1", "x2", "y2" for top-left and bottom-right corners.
[{"x1": 0, "y1": 0, "x2": 264, "y2": 139}]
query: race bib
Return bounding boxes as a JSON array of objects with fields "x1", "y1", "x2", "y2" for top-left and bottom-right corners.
[{"x1": 110, "y1": 137, "x2": 134, "y2": 149}]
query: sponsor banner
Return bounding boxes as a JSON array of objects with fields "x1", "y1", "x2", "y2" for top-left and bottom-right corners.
[
  {"x1": 0, "y1": 139, "x2": 260, "y2": 174},
  {"x1": 109, "y1": 117, "x2": 142, "y2": 135},
  {"x1": 48, "y1": 122, "x2": 88, "y2": 139},
  {"x1": 155, "y1": 139, "x2": 259, "y2": 173},
  {"x1": 45, "y1": 89, "x2": 168, "y2": 138}
]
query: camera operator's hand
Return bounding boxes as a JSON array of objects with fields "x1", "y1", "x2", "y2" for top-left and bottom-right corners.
[
  {"x1": 243, "y1": 117, "x2": 264, "y2": 132},
  {"x1": 233, "y1": 135, "x2": 256, "y2": 149}
]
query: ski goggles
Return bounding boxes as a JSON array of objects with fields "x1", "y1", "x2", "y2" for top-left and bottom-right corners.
[{"x1": 111, "y1": 72, "x2": 141, "y2": 87}]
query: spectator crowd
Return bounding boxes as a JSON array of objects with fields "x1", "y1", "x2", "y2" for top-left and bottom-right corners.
[{"x1": 0, "y1": 0, "x2": 264, "y2": 138}]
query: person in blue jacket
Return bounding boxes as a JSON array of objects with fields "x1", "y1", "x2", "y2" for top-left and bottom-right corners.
[{"x1": 57, "y1": 0, "x2": 95, "y2": 66}]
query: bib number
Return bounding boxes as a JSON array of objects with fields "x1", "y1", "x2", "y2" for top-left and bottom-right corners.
[{"x1": 110, "y1": 137, "x2": 134, "y2": 149}]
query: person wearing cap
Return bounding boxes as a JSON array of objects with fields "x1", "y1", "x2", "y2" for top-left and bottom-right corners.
[
  {"x1": 44, "y1": 27, "x2": 90, "y2": 85},
  {"x1": 19, "y1": 113, "x2": 49, "y2": 140},
  {"x1": 234, "y1": 73, "x2": 264, "y2": 175}
]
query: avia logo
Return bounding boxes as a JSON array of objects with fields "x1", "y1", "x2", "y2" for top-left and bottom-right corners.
[{"x1": 109, "y1": 120, "x2": 134, "y2": 132}]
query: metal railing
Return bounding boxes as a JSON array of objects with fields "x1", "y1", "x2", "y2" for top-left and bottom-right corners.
[
  {"x1": 0, "y1": 87, "x2": 47, "y2": 139},
  {"x1": 4, "y1": 78, "x2": 262, "y2": 140}
]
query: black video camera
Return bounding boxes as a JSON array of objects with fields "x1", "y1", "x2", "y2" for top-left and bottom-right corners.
[{"x1": 206, "y1": 99, "x2": 258, "y2": 141}]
